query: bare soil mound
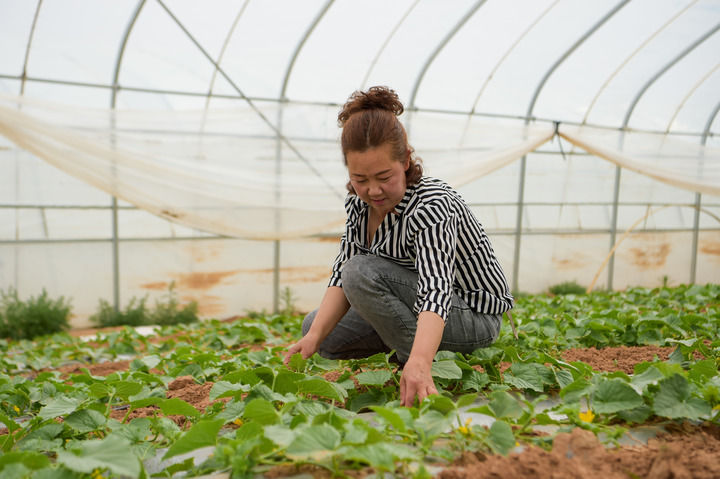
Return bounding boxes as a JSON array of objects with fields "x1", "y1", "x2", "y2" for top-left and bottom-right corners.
[
  {"x1": 560, "y1": 345, "x2": 674, "y2": 374},
  {"x1": 438, "y1": 422, "x2": 720, "y2": 479}
]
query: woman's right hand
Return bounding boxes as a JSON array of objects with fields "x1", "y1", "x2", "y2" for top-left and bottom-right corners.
[{"x1": 283, "y1": 333, "x2": 321, "y2": 365}]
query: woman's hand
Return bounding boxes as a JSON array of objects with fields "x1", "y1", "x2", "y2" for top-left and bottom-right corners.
[
  {"x1": 283, "y1": 333, "x2": 320, "y2": 365},
  {"x1": 399, "y1": 355, "x2": 438, "y2": 407}
]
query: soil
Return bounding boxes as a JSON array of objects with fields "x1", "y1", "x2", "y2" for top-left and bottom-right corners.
[
  {"x1": 438, "y1": 422, "x2": 720, "y2": 479},
  {"x1": 560, "y1": 345, "x2": 676, "y2": 375},
  {"x1": 108, "y1": 375, "x2": 229, "y2": 428}
]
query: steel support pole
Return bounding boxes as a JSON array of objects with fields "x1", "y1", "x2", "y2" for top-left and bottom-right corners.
[
  {"x1": 607, "y1": 166, "x2": 622, "y2": 291},
  {"x1": 511, "y1": 156, "x2": 527, "y2": 293},
  {"x1": 690, "y1": 192, "x2": 701, "y2": 284}
]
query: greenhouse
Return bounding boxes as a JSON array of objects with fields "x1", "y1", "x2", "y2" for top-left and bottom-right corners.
[
  {"x1": 0, "y1": 1, "x2": 719, "y2": 478},
  {"x1": 1, "y1": 0, "x2": 718, "y2": 326}
]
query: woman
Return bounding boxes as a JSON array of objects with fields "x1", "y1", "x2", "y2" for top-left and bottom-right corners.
[{"x1": 284, "y1": 86, "x2": 513, "y2": 407}]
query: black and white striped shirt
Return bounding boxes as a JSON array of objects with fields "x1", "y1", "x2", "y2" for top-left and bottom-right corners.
[{"x1": 329, "y1": 176, "x2": 514, "y2": 321}]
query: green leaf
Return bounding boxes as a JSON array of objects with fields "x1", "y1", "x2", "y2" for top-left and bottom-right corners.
[
  {"x1": 431, "y1": 360, "x2": 462, "y2": 379},
  {"x1": 414, "y1": 410, "x2": 451, "y2": 437},
  {"x1": 552, "y1": 367, "x2": 574, "y2": 389},
  {"x1": 287, "y1": 353, "x2": 307, "y2": 372},
  {"x1": 65, "y1": 409, "x2": 107, "y2": 434},
  {"x1": 88, "y1": 382, "x2": 112, "y2": 399},
  {"x1": 689, "y1": 359, "x2": 717, "y2": 383},
  {"x1": 0, "y1": 411, "x2": 20, "y2": 433},
  {"x1": 163, "y1": 418, "x2": 224, "y2": 460},
  {"x1": 355, "y1": 370, "x2": 392, "y2": 386},
  {"x1": 57, "y1": 435, "x2": 140, "y2": 477},
  {"x1": 215, "y1": 399, "x2": 245, "y2": 423},
  {"x1": 369, "y1": 406, "x2": 408, "y2": 432},
  {"x1": 455, "y1": 393, "x2": 478, "y2": 409},
  {"x1": 235, "y1": 421, "x2": 263, "y2": 442},
  {"x1": 630, "y1": 365, "x2": 665, "y2": 393},
  {"x1": 273, "y1": 370, "x2": 304, "y2": 394},
  {"x1": 653, "y1": 374, "x2": 712, "y2": 420},
  {"x1": 503, "y1": 374, "x2": 541, "y2": 392},
  {"x1": 339, "y1": 443, "x2": 394, "y2": 470},
  {"x1": 617, "y1": 405, "x2": 652, "y2": 424},
  {"x1": 508, "y1": 363, "x2": 553, "y2": 392},
  {"x1": 38, "y1": 395, "x2": 83, "y2": 420},
  {"x1": 591, "y1": 378, "x2": 644, "y2": 414},
  {"x1": 243, "y1": 398, "x2": 280, "y2": 425},
  {"x1": 347, "y1": 389, "x2": 388, "y2": 412},
  {"x1": 160, "y1": 398, "x2": 200, "y2": 418},
  {"x1": 296, "y1": 377, "x2": 347, "y2": 402},
  {"x1": 462, "y1": 370, "x2": 489, "y2": 391},
  {"x1": 286, "y1": 424, "x2": 341, "y2": 460},
  {"x1": 110, "y1": 380, "x2": 143, "y2": 400},
  {"x1": 0, "y1": 451, "x2": 51, "y2": 471},
  {"x1": 263, "y1": 424, "x2": 296, "y2": 448},
  {"x1": 209, "y1": 381, "x2": 248, "y2": 401},
  {"x1": 427, "y1": 395, "x2": 456, "y2": 415},
  {"x1": 487, "y1": 420, "x2": 515, "y2": 455},
  {"x1": 488, "y1": 391, "x2": 524, "y2": 419}
]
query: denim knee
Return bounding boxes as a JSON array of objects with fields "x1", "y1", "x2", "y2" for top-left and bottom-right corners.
[
  {"x1": 341, "y1": 254, "x2": 375, "y2": 303},
  {"x1": 302, "y1": 310, "x2": 316, "y2": 336}
]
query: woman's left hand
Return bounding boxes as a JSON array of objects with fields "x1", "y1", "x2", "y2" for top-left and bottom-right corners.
[{"x1": 399, "y1": 355, "x2": 438, "y2": 407}]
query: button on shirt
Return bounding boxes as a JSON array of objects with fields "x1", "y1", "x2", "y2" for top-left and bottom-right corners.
[{"x1": 328, "y1": 176, "x2": 514, "y2": 321}]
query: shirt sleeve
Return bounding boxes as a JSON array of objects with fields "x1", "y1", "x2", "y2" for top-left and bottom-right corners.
[
  {"x1": 328, "y1": 195, "x2": 360, "y2": 288},
  {"x1": 411, "y1": 200, "x2": 458, "y2": 322}
]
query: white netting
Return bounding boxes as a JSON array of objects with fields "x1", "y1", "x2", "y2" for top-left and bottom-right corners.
[
  {"x1": 0, "y1": 94, "x2": 556, "y2": 239},
  {"x1": 559, "y1": 125, "x2": 720, "y2": 196}
]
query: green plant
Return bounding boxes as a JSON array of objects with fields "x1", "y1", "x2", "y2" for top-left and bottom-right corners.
[
  {"x1": 148, "y1": 282, "x2": 198, "y2": 326},
  {"x1": 0, "y1": 287, "x2": 71, "y2": 340},
  {"x1": 89, "y1": 296, "x2": 149, "y2": 328},
  {"x1": 279, "y1": 286, "x2": 299, "y2": 317},
  {"x1": 89, "y1": 283, "x2": 197, "y2": 328},
  {"x1": 548, "y1": 281, "x2": 586, "y2": 296}
]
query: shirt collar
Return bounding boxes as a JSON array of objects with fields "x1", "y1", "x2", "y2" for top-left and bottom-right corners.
[{"x1": 393, "y1": 183, "x2": 415, "y2": 216}]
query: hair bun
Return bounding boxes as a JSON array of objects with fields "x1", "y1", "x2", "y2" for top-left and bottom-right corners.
[{"x1": 338, "y1": 86, "x2": 404, "y2": 126}]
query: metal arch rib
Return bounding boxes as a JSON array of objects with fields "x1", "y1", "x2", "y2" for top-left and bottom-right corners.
[
  {"x1": 280, "y1": 0, "x2": 334, "y2": 100},
  {"x1": 526, "y1": 0, "x2": 630, "y2": 119},
  {"x1": 703, "y1": 100, "x2": 720, "y2": 143},
  {"x1": 20, "y1": 0, "x2": 43, "y2": 95},
  {"x1": 582, "y1": 0, "x2": 697, "y2": 126},
  {"x1": 205, "y1": 0, "x2": 251, "y2": 107},
  {"x1": 111, "y1": 0, "x2": 146, "y2": 108},
  {"x1": 360, "y1": 0, "x2": 420, "y2": 89},
  {"x1": 469, "y1": 0, "x2": 560, "y2": 115},
  {"x1": 665, "y1": 62, "x2": 720, "y2": 134},
  {"x1": 408, "y1": 0, "x2": 487, "y2": 110},
  {"x1": 155, "y1": 0, "x2": 342, "y2": 198},
  {"x1": 622, "y1": 22, "x2": 720, "y2": 129}
]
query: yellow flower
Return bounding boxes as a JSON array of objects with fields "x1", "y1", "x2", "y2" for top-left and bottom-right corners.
[
  {"x1": 579, "y1": 409, "x2": 595, "y2": 423},
  {"x1": 12, "y1": 405, "x2": 20, "y2": 414},
  {"x1": 91, "y1": 469, "x2": 103, "y2": 479},
  {"x1": 457, "y1": 417, "x2": 472, "y2": 435},
  {"x1": 233, "y1": 418, "x2": 243, "y2": 426}
]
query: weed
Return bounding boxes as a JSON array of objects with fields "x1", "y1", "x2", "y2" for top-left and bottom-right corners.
[
  {"x1": 0, "y1": 287, "x2": 71, "y2": 340},
  {"x1": 149, "y1": 282, "x2": 198, "y2": 326},
  {"x1": 548, "y1": 281, "x2": 586, "y2": 296},
  {"x1": 279, "y1": 286, "x2": 298, "y2": 316},
  {"x1": 89, "y1": 282, "x2": 198, "y2": 328},
  {"x1": 89, "y1": 296, "x2": 149, "y2": 327}
]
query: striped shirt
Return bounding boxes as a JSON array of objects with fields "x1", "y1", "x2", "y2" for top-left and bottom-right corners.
[{"x1": 328, "y1": 176, "x2": 514, "y2": 321}]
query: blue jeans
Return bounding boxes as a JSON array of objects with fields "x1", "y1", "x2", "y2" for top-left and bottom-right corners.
[{"x1": 303, "y1": 254, "x2": 501, "y2": 363}]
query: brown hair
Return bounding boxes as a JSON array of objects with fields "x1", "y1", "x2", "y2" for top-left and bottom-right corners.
[{"x1": 338, "y1": 86, "x2": 422, "y2": 194}]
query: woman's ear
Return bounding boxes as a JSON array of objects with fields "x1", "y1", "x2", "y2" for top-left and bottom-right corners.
[{"x1": 404, "y1": 149, "x2": 411, "y2": 171}]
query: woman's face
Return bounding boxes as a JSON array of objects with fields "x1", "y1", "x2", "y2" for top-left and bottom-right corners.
[{"x1": 346, "y1": 143, "x2": 409, "y2": 217}]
